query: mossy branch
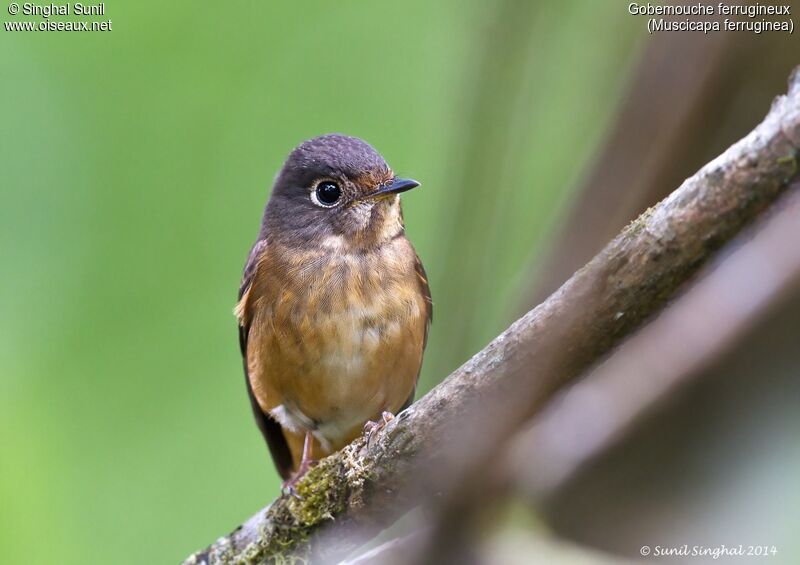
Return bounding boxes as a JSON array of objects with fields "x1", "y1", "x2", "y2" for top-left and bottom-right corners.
[{"x1": 184, "y1": 67, "x2": 800, "y2": 565}]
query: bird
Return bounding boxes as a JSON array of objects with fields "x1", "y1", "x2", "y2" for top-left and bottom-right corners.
[{"x1": 235, "y1": 134, "x2": 432, "y2": 489}]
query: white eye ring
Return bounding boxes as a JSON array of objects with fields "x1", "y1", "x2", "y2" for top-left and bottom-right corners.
[{"x1": 310, "y1": 180, "x2": 342, "y2": 208}]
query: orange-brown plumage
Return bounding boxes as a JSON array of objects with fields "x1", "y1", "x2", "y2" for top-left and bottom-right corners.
[{"x1": 236, "y1": 134, "x2": 431, "y2": 482}]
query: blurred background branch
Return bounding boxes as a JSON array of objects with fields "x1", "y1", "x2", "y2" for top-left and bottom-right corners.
[
  {"x1": 186, "y1": 68, "x2": 800, "y2": 565},
  {"x1": 524, "y1": 10, "x2": 799, "y2": 308},
  {"x1": 513, "y1": 185, "x2": 800, "y2": 499}
]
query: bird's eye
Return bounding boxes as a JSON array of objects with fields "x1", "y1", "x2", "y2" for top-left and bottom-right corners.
[{"x1": 312, "y1": 181, "x2": 342, "y2": 207}]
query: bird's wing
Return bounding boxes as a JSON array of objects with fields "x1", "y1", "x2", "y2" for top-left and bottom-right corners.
[
  {"x1": 401, "y1": 252, "x2": 433, "y2": 412},
  {"x1": 415, "y1": 252, "x2": 433, "y2": 349},
  {"x1": 237, "y1": 238, "x2": 294, "y2": 480}
]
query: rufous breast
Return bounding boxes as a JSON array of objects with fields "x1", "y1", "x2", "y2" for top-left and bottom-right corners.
[{"x1": 243, "y1": 234, "x2": 428, "y2": 452}]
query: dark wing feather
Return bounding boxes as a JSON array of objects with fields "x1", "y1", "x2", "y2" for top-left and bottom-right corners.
[
  {"x1": 239, "y1": 239, "x2": 294, "y2": 480},
  {"x1": 414, "y1": 253, "x2": 433, "y2": 347},
  {"x1": 401, "y1": 252, "x2": 433, "y2": 412}
]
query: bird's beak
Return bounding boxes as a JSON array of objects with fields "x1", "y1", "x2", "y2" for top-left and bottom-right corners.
[{"x1": 364, "y1": 177, "x2": 420, "y2": 200}]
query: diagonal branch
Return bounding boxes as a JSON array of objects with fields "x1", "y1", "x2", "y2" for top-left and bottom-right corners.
[{"x1": 184, "y1": 68, "x2": 800, "y2": 565}]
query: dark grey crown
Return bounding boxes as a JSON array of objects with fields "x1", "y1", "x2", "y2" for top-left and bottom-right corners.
[{"x1": 280, "y1": 134, "x2": 389, "y2": 181}]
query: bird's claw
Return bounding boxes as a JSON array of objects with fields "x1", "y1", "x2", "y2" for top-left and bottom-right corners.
[
  {"x1": 364, "y1": 411, "x2": 395, "y2": 449},
  {"x1": 281, "y1": 457, "x2": 317, "y2": 499},
  {"x1": 281, "y1": 484, "x2": 302, "y2": 500}
]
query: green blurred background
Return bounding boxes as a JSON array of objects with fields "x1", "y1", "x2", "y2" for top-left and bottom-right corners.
[{"x1": 1, "y1": 2, "x2": 646, "y2": 563}]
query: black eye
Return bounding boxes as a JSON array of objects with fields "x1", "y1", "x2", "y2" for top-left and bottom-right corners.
[{"x1": 314, "y1": 181, "x2": 341, "y2": 206}]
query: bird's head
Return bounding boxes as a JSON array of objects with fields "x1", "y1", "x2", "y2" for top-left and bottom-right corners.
[{"x1": 263, "y1": 134, "x2": 420, "y2": 249}]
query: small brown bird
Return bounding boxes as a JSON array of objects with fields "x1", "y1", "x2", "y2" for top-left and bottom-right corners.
[{"x1": 235, "y1": 134, "x2": 431, "y2": 487}]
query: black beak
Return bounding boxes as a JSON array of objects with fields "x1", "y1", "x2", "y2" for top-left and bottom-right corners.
[{"x1": 366, "y1": 177, "x2": 420, "y2": 199}]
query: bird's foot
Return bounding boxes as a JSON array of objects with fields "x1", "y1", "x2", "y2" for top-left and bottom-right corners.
[
  {"x1": 363, "y1": 411, "x2": 395, "y2": 449},
  {"x1": 281, "y1": 458, "x2": 318, "y2": 498}
]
